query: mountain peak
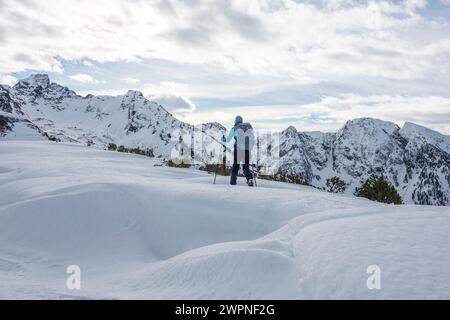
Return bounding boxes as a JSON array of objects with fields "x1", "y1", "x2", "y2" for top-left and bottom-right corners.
[
  {"x1": 125, "y1": 90, "x2": 144, "y2": 98},
  {"x1": 284, "y1": 126, "x2": 298, "y2": 133},
  {"x1": 400, "y1": 121, "x2": 450, "y2": 153},
  {"x1": 401, "y1": 121, "x2": 446, "y2": 137},
  {"x1": 341, "y1": 117, "x2": 399, "y2": 135},
  {"x1": 345, "y1": 117, "x2": 396, "y2": 127},
  {"x1": 16, "y1": 74, "x2": 50, "y2": 89},
  {"x1": 201, "y1": 122, "x2": 226, "y2": 132}
]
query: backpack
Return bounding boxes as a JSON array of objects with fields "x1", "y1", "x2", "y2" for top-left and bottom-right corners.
[{"x1": 236, "y1": 122, "x2": 255, "y2": 151}]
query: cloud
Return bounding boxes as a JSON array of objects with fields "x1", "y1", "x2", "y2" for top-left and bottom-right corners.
[
  {"x1": 147, "y1": 93, "x2": 196, "y2": 114},
  {"x1": 122, "y1": 77, "x2": 140, "y2": 84},
  {"x1": 0, "y1": 74, "x2": 18, "y2": 86},
  {"x1": 180, "y1": 94, "x2": 450, "y2": 134},
  {"x1": 158, "y1": 81, "x2": 189, "y2": 90},
  {"x1": 0, "y1": 0, "x2": 449, "y2": 84},
  {"x1": 69, "y1": 73, "x2": 97, "y2": 84},
  {"x1": 83, "y1": 60, "x2": 94, "y2": 67},
  {"x1": 1, "y1": 0, "x2": 450, "y2": 134}
]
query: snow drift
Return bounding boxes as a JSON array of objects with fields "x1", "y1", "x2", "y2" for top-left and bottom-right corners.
[{"x1": 0, "y1": 141, "x2": 449, "y2": 299}]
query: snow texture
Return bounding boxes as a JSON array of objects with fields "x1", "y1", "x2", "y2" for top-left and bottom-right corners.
[{"x1": 0, "y1": 141, "x2": 449, "y2": 299}]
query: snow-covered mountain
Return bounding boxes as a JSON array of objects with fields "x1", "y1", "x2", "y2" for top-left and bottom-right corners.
[
  {"x1": 0, "y1": 74, "x2": 223, "y2": 161},
  {"x1": 263, "y1": 118, "x2": 450, "y2": 206},
  {"x1": 1, "y1": 74, "x2": 449, "y2": 206}
]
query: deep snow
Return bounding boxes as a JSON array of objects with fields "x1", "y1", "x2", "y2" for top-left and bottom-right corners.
[{"x1": 0, "y1": 140, "x2": 449, "y2": 299}]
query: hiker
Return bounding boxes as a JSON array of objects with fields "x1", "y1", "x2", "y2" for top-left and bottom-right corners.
[{"x1": 223, "y1": 116, "x2": 255, "y2": 186}]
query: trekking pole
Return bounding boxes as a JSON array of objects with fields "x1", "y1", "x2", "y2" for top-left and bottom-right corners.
[
  {"x1": 213, "y1": 162, "x2": 219, "y2": 185},
  {"x1": 213, "y1": 135, "x2": 226, "y2": 184},
  {"x1": 252, "y1": 165, "x2": 258, "y2": 187},
  {"x1": 222, "y1": 135, "x2": 227, "y2": 177},
  {"x1": 213, "y1": 152, "x2": 219, "y2": 185},
  {"x1": 253, "y1": 136, "x2": 259, "y2": 187}
]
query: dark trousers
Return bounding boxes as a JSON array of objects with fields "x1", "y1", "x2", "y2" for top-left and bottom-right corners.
[{"x1": 230, "y1": 145, "x2": 253, "y2": 185}]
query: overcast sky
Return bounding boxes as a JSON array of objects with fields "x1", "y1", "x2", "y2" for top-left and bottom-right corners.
[{"x1": 1, "y1": 0, "x2": 450, "y2": 133}]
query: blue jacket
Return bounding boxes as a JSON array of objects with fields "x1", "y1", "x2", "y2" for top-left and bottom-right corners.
[{"x1": 223, "y1": 126, "x2": 239, "y2": 143}]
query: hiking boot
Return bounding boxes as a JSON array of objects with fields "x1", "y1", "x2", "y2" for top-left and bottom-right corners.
[{"x1": 247, "y1": 179, "x2": 254, "y2": 187}]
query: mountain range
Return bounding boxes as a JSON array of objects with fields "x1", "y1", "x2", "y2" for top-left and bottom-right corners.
[{"x1": 1, "y1": 74, "x2": 449, "y2": 206}]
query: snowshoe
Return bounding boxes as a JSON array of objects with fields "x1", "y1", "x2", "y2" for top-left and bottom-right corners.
[{"x1": 247, "y1": 179, "x2": 254, "y2": 187}]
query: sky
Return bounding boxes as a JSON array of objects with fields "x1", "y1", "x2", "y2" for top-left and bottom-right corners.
[{"x1": 1, "y1": 0, "x2": 450, "y2": 133}]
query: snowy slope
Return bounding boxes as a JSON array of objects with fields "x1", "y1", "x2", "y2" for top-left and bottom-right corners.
[{"x1": 0, "y1": 140, "x2": 449, "y2": 299}]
